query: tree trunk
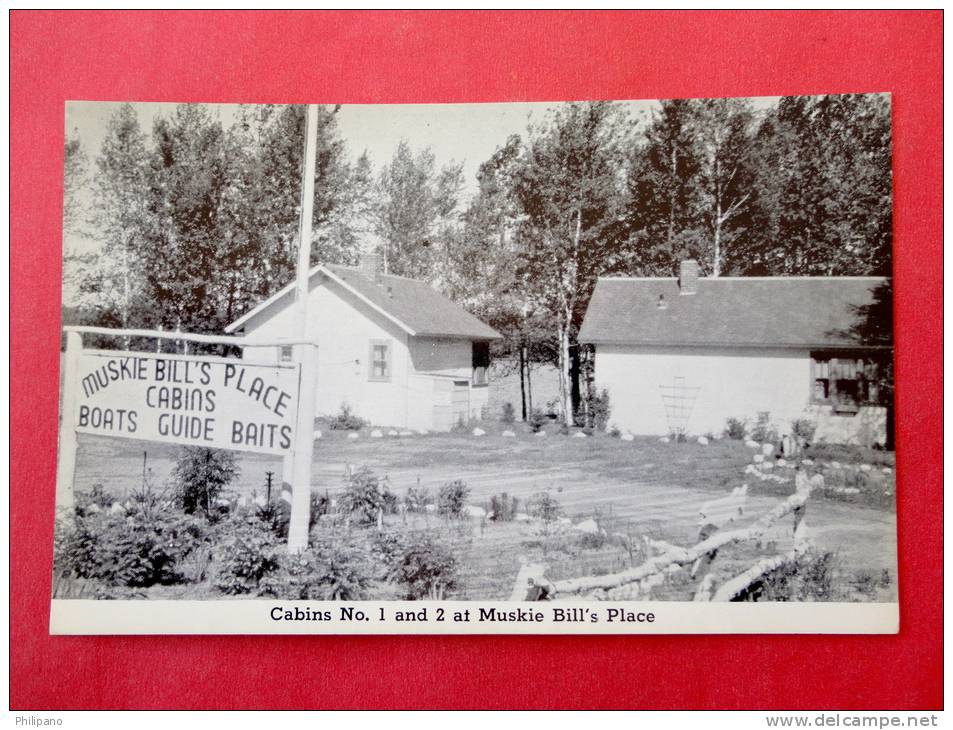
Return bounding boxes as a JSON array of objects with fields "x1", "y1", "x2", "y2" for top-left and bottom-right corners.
[
  {"x1": 570, "y1": 344, "x2": 581, "y2": 421},
  {"x1": 519, "y1": 344, "x2": 527, "y2": 421},
  {"x1": 713, "y1": 204, "x2": 722, "y2": 278},
  {"x1": 557, "y1": 319, "x2": 573, "y2": 427},
  {"x1": 526, "y1": 356, "x2": 533, "y2": 417}
]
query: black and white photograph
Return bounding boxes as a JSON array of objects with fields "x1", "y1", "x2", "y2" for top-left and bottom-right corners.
[{"x1": 52, "y1": 94, "x2": 898, "y2": 630}]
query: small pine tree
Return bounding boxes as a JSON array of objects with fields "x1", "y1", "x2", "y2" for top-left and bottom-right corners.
[{"x1": 172, "y1": 447, "x2": 240, "y2": 518}]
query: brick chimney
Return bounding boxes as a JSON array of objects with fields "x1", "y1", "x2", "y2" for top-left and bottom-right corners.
[
  {"x1": 679, "y1": 259, "x2": 699, "y2": 295},
  {"x1": 360, "y1": 253, "x2": 383, "y2": 283}
]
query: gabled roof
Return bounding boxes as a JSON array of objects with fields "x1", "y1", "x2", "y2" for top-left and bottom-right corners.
[
  {"x1": 225, "y1": 263, "x2": 501, "y2": 340},
  {"x1": 578, "y1": 276, "x2": 890, "y2": 349}
]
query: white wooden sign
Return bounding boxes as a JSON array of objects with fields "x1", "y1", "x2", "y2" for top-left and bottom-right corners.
[{"x1": 73, "y1": 349, "x2": 300, "y2": 455}]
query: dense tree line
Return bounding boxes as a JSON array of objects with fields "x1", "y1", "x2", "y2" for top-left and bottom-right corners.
[{"x1": 67, "y1": 95, "x2": 893, "y2": 422}]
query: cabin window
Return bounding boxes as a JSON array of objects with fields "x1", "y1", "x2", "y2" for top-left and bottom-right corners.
[
  {"x1": 369, "y1": 340, "x2": 391, "y2": 382},
  {"x1": 810, "y1": 351, "x2": 880, "y2": 411},
  {"x1": 472, "y1": 341, "x2": 490, "y2": 387},
  {"x1": 279, "y1": 345, "x2": 293, "y2": 363}
]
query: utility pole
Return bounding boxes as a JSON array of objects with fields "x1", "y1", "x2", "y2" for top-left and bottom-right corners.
[{"x1": 286, "y1": 104, "x2": 320, "y2": 553}]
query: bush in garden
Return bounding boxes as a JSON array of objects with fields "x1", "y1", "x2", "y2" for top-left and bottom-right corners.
[
  {"x1": 388, "y1": 537, "x2": 458, "y2": 600},
  {"x1": 791, "y1": 418, "x2": 817, "y2": 445},
  {"x1": 339, "y1": 467, "x2": 395, "y2": 525},
  {"x1": 501, "y1": 402, "x2": 516, "y2": 424},
  {"x1": 589, "y1": 388, "x2": 612, "y2": 431},
  {"x1": 526, "y1": 491, "x2": 561, "y2": 522},
  {"x1": 403, "y1": 486, "x2": 433, "y2": 513},
  {"x1": 329, "y1": 403, "x2": 366, "y2": 431},
  {"x1": 171, "y1": 446, "x2": 240, "y2": 518},
  {"x1": 489, "y1": 492, "x2": 519, "y2": 522},
  {"x1": 607, "y1": 424, "x2": 622, "y2": 438},
  {"x1": 437, "y1": 480, "x2": 470, "y2": 518},
  {"x1": 750, "y1": 411, "x2": 778, "y2": 444},
  {"x1": 214, "y1": 514, "x2": 283, "y2": 595},
  {"x1": 529, "y1": 408, "x2": 548, "y2": 433},
  {"x1": 258, "y1": 492, "x2": 330, "y2": 538},
  {"x1": 281, "y1": 541, "x2": 373, "y2": 600},
  {"x1": 55, "y1": 504, "x2": 207, "y2": 588},
  {"x1": 74, "y1": 483, "x2": 114, "y2": 516},
  {"x1": 723, "y1": 417, "x2": 747, "y2": 440}
]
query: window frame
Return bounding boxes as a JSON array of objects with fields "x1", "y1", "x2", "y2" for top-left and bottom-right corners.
[
  {"x1": 472, "y1": 341, "x2": 490, "y2": 387},
  {"x1": 809, "y1": 350, "x2": 880, "y2": 411},
  {"x1": 368, "y1": 339, "x2": 392, "y2": 383}
]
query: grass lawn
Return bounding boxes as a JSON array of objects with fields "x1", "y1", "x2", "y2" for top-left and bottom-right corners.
[{"x1": 71, "y1": 425, "x2": 898, "y2": 601}]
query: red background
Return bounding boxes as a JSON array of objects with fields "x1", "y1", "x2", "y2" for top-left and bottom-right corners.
[{"x1": 10, "y1": 10, "x2": 943, "y2": 710}]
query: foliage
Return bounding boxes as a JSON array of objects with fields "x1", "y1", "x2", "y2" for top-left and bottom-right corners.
[
  {"x1": 338, "y1": 467, "x2": 395, "y2": 525},
  {"x1": 55, "y1": 502, "x2": 207, "y2": 588},
  {"x1": 607, "y1": 424, "x2": 622, "y2": 438},
  {"x1": 501, "y1": 402, "x2": 516, "y2": 424},
  {"x1": 281, "y1": 540, "x2": 373, "y2": 600},
  {"x1": 171, "y1": 446, "x2": 240, "y2": 518},
  {"x1": 724, "y1": 417, "x2": 747, "y2": 440},
  {"x1": 489, "y1": 492, "x2": 519, "y2": 522},
  {"x1": 213, "y1": 513, "x2": 283, "y2": 595},
  {"x1": 257, "y1": 492, "x2": 330, "y2": 538},
  {"x1": 403, "y1": 486, "x2": 433, "y2": 514},
  {"x1": 74, "y1": 483, "x2": 115, "y2": 516},
  {"x1": 735, "y1": 550, "x2": 837, "y2": 602},
  {"x1": 526, "y1": 491, "x2": 562, "y2": 522},
  {"x1": 529, "y1": 408, "x2": 548, "y2": 433},
  {"x1": 790, "y1": 418, "x2": 817, "y2": 444},
  {"x1": 589, "y1": 388, "x2": 612, "y2": 431},
  {"x1": 328, "y1": 402, "x2": 367, "y2": 431},
  {"x1": 387, "y1": 537, "x2": 458, "y2": 600},
  {"x1": 437, "y1": 480, "x2": 470, "y2": 518},
  {"x1": 749, "y1": 411, "x2": 778, "y2": 444}
]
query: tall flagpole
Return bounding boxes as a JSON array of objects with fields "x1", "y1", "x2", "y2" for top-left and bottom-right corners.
[{"x1": 287, "y1": 104, "x2": 320, "y2": 552}]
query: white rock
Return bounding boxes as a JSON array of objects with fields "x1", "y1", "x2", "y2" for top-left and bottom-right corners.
[
  {"x1": 535, "y1": 430, "x2": 547, "y2": 437},
  {"x1": 572, "y1": 431, "x2": 587, "y2": 438},
  {"x1": 236, "y1": 495, "x2": 248, "y2": 508},
  {"x1": 424, "y1": 504, "x2": 437, "y2": 513},
  {"x1": 761, "y1": 461, "x2": 775, "y2": 471},
  {"x1": 621, "y1": 433, "x2": 635, "y2": 441},
  {"x1": 399, "y1": 430, "x2": 414, "y2": 436},
  {"x1": 659, "y1": 436, "x2": 670, "y2": 444},
  {"x1": 109, "y1": 502, "x2": 125, "y2": 515},
  {"x1": 463, "y1": 504, "x2": 486, "y2": 519},
  {"x1": 697, "y1": 436, "x2": 709, "y2": 445},
  {"x1": 809, "y1": 474, "x2": 825, "y2": 490},
  {"x1": 859, "y1": 464, "x2": 872, "y2": 473},
  {"x1": 313, "y1": 429, "x2": 323, "y2": 440},
  {"x1": 882, "y1": 467, "x2": 892, "y2": 475},
  {"x1": 753, "y1": 454, "x2": 764, "y2": 464},
  {"x1": 745, "y1": 440, "x2": 760, "y2": 449},
  {"x1": 215, "y1": 497, "x2": 232, "y2": 507},
  {"x1": 387, "y1": 429, "x2": 399, "y2": 437},
  {"x1": 472, "y1": 427, "x2": 486, "y2": 436},
  {"x1": 776, "y1": 458, "x2": 788, "y2": 467},
  {"x1": 514, "y1": 512, "x2": 532, "y2": 522},
  {"x1": 370, "y1": 429, "x2": 383, "y2": 438},
  {"x1": 761, "y1": 443, "x2": 775, "y2": 457},
  {"x1": 558, "y1": 517, "x2": 573, "y2": 526},
  {"x1": 843, "y1": 487, "x2": 861, "y2": 495},
  {"x1": 347, "y1": 432, "x2": 359, "y2": 440},
  {"x1": 830, "y1": 461, "x2": 841, "y2": 469},
  {"x1": 801, "y1": 458, "x2": 814, "y2": 466},
  {"x1": 502, "y1": 430, "x2": 516, "y2": 437},
  {"x1": 253, "y1": 494, "x2": 267, "y2": 508},
  {"x1": 574, "y1": 518, "x2": 600, "y2": 534},
  {"x1": 418, "y1": 429, "x2": 429, "y2": 436},
  {"x1": 744, "y1": 464, "x2": 758, "y2": 475},
  {"x1": 86, "y1": 503, "x2": 101, "y2": 514}
]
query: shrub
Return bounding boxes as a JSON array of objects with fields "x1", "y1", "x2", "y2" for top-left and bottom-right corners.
[
  {"x1": 526, "y1": 491, "x2": 561, "y2": 522},
  {"x1": 529, "y1": 408, "x2": 548, "y2": 433},
  {"x1": 282, "y1": 541, "x2": 373, "y2": 600},
  {"x1": 489, "y1": 492, "x2": 519, "y2": 522},
  {"x1": 501, "y1": 402, "x2": 516, "y2": 424},
  {"x1": 338, "y1": 467, "x2": 394, "y2": 525},
  {"x1": 171, "y1": 447, "x2": 240, "y2": 518},
  {"x1": 750, "y1": 411, "x2": 778, "y2": 444},
  {"x1": 791, "y1": 418, "x2": 817, "y2": 445},
  {"x1": 437, "y1": 480, "x2": 470, "y2": 518},
  {"x1": 388, "y1": 537, "x2": 458, "y2": 600},
  {"x1": 735, "y1": 550, "x2": 836, "y2": 602},
  {"x1": 329, "y1": 403, "x2": 366, "y2": 431},
  {"x1": 589, "y1": 388, "x2": 611, "y2": 431},
  {"x1": 55, "y1": 505, "x2": 206, "y2": 588},
  {"x1": 404, "y1": 486, "x2": 433, "y2": 513},
  {"x1": 214, "y1": 514, "x2": 283, "y2": 595},
  {"x1": 577, "y1": 530, "x2": 608, "y2": 550},
  {"x1": 724, "y1": 417, "x2": 747, "y2": 440},
  {"x1": 258, "y1": 492, "x2": 330, "y2": 538},
  {"x1": 608, "y1": 424, "x2": 622, "y2": 438},
  {"x1": 74, "y1": 483, "x2": 114, "y2": 516}
]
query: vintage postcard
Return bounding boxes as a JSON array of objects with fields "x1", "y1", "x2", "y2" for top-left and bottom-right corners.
[{"x1": 51, "y1": 95, "x2": 898, "y2": 634}]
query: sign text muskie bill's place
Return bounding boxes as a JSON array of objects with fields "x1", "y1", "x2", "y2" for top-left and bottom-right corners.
[{"x1": 75, "y1": 350, "x2": 300, "y2": 455}]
